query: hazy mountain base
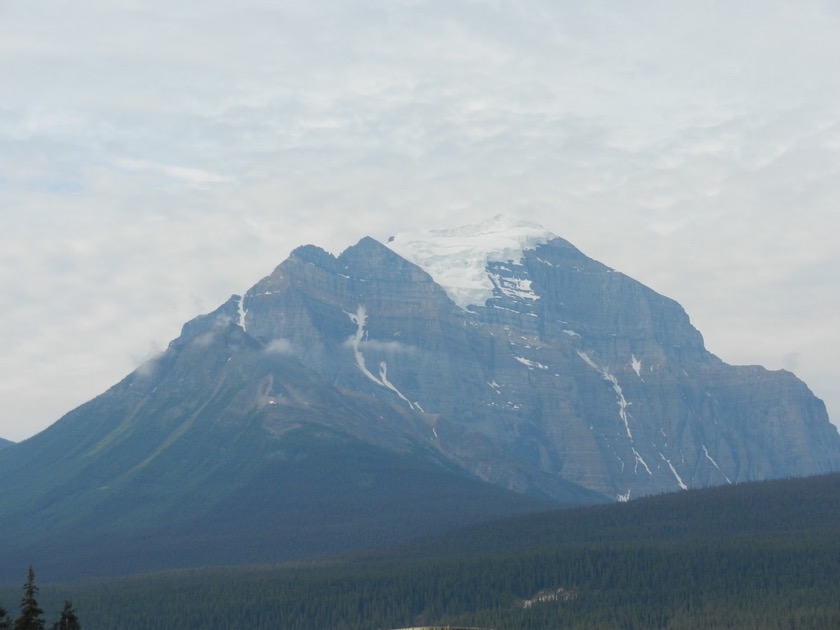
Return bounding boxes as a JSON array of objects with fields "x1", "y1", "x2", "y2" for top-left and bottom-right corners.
[
  {"x1": 9, "y1": 473, "x2": 839, "y2": 630},
  {"x1": 0, "y1": 425, "x2": 563, "y2": 582}
]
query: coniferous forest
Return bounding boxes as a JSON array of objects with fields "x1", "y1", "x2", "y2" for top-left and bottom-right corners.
[
  {"x1": 1, "y1": 473, "x2": 838, "y2": 629},
  {"x1": 0, "y1": 567, "x2": 80, "y2": 630}
]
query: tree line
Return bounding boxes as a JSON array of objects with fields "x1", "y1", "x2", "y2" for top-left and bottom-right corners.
[
  {"x1": 0, "y1": 567, "x2": 79, "y2": 630},
  {"x1": 22, "y1": 530, "x2": 838, "y2": 629}
]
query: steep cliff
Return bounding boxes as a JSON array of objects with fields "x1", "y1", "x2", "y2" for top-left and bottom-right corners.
[{"x1": 228, "y1": 219, "x2": 840, "y2": 499}]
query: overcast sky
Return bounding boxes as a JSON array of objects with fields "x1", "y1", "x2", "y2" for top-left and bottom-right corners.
[{"x1": 2, "y1": 0, "x2": 839, "y2": 441}]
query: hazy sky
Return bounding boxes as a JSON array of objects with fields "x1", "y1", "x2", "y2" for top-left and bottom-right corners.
[{"x1": 2, "y1": 1, "x2": 839, "y2": 441}]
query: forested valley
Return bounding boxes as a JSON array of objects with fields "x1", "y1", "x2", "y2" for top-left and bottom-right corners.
[{"x1": 2, "y1": 473, "x2": 838, "y2": 629}]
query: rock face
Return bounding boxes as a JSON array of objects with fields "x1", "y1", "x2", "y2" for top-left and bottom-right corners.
[
  {"x1": 1, "y1": 216, "x2": 838, "y2": 580},
  {"x1": 235, "y1": 218, "x2": 840, "y2": 500}
]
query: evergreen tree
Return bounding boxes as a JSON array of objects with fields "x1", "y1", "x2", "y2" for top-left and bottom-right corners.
[
  {"x1": 14, "y1": 567, "x2": 45, "y2": 630},
  {"x1": 0, "y1": 605, "x2": 11, "y2": 630},
  {"x1": 51, "y1": 602, "x2": 80, "y2": 630}
]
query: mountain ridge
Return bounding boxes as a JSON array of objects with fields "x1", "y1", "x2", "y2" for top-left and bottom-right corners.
[
  {"x1": 1, "y1": 218, "x2": 838, "y2": 581},
  {"x1": 230, "y1": 226, "x2": 838, "y2": 498}
]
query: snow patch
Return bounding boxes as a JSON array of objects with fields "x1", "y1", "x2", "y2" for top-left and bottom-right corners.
[
  {"x1": 617, "y1": 489, "x2": 631, "y2": 502},
  {"x1": 387, "y1": 214, "x2": 554, "y2": 309},
  {"x1": 630, "y1": 354, "x2": 642, "y2": 378},
  {"x1": 660, "y1": 453, "x2": 688, "y2": 490},
  {"x1": 702, "y1": 444, "x2": 732, "y2": 484},
  {"x1": 632, "y1": 447, "x2": 652, "y2": 475},
  {"x1": 576, "y1": 350, "x2": 599, "y2": 371},
  {"x1": 577, "y1": 351, "x2": 633, "y2": 439},
  {"x1": 488, "y1": 266, "x2": 539, "y2": 301},
  {"x1": 345, "y1": 306, "x2": 418, "y2": 411},
  {"x1": 515, "y1": 356, "x2": 549, "y2": 370},
  {"x1": 345, "y1": 306, "x2": 381, "y2": 386},
  {"x1": 378, "y1": 361, "x2": 416, "y2": 410},
  {"x1": 237, "y1": 295, "x2": 247, "y2": 331}
]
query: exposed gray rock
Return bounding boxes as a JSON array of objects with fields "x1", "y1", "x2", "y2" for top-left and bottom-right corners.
[{"x1": 234, "y1": 233, "x2": 840, "y2": 500}]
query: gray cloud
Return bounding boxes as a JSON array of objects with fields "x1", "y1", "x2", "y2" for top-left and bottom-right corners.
[
  {"x1": 2, "y1": 0, "x2": 839, "y2": 440},
  {"x1": 264, "y1": 339, "x2": 295, "y2": 355},
  {"x1": 360, "y1": 339, "x2": 416, "y2": 352}
]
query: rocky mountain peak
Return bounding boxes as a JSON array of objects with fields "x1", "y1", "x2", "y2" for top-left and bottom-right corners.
[
  {"x1": 220, "y1": 220, "x2": 839, "y2": 500},
  {"x1": 2, "y1": 218, "x2": 838, "y2": 582}
]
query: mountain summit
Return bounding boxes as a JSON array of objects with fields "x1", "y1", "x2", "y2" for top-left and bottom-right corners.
[
  {"x1": 387, "y1": 214, "x2": 556, "y2": 309},
  {"x1": 2, "y1": 217, "x2": 838, "y2": 579}
]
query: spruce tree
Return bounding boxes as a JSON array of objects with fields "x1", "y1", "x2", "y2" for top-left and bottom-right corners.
[
  {"x1": 14, "y1": 567, "x2": 45, "y2": 630},
  {"x1": 0, "y1": 605, "x2": 11, "y2": 630},
  {"x1": 51, "y1": 602, "x2": 80, "y2": 630}
]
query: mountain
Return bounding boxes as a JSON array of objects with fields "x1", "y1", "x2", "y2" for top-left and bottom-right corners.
[
  {"x1": 1, "y1": 215, "x2": 838, "y2": 581},
  {"x1": 237, "y1": 215, "x2": 839, "y2": 499},
  {"x1": 0, "y1": 324, "x2": 562, "y2": 581},
  {"x1": 0, "y1": 438, "x2": 12, "y2": 451},
  {"x1": 377, "y1": 217, "x2": 840, "y2": 498}
]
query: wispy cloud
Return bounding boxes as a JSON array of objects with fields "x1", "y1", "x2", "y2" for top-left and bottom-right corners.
[
  {"x1": 264, "y1": 338, "x2": 295, "y2": 355},
  {"x1": 113, "y1": 158, "x2": 234, "y2": 186}
]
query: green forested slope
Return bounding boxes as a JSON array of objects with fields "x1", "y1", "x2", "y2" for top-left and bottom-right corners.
[
  {"x1": 2, "y1": 473, "x2": 838, "y2": 629},
  {"x1": 0, "y1": 425, "x2": 558, "y2": 582},
  {"x1": 385, "y1": 470, "x2": 840, "y2": 558}
]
